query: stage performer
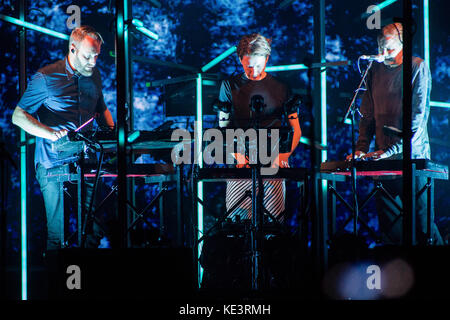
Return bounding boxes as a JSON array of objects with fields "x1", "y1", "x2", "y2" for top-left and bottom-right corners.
[
  {"x1": 347, "y1": 23, "x2": 443, "y2": 245},
  {"x1": 215, "y1": 33, "x2": 302, "y2": 223},
  {"x1": 12, "y1": 26, "x2": 115, "y2": 250}
]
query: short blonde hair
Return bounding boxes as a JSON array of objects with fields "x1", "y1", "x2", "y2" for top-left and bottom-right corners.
[
  {"x1": 69, "y1": 25, "x2": 104, "y2": 50},
  {"x1": 237, "y1": 33, "x2": 271, "y2": 59}
]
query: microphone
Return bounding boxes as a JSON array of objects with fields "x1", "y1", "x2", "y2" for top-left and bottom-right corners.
[{"x1": 359, "y1": 54, "x2": 385, "y2": 62}]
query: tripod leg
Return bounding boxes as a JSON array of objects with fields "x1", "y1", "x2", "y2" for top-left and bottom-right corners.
[{"x1": 198, "y1": 190, "x2": 252, "y2": 243}]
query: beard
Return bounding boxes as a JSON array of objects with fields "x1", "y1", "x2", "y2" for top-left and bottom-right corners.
[
  {"x1": 72, "y1": 55, "x2": 94, "y2": 77},
  {"x1": 383, "y1": 52, "x2": 402, "y2": 66},
  {"x1": 383, "y1": 57, "x2": 396, "y2": 65}
]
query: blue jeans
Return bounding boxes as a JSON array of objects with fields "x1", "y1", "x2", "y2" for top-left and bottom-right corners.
[{"x1": 36, "y1": 164, "x2": 103, "y2": 250}]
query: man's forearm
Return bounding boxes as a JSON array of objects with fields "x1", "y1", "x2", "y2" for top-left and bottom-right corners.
[
  {"x1": 288, "y1": 112, "x2": 301, "y2": 152},
  {"x1": 100, "y1": 109, "x2": 115, "y2": 130},
  {"x1": 355, "y1": 117, "x2": 374, "y2": 153},
  {"x1": 12, "y1": 106, "x2": 55, "y2": 140}
]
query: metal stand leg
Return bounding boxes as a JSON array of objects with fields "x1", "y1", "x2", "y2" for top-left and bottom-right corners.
[
  {"x1": 298, "y1": 181, "x2": 308, "y2": 249},
  {"x1": 77, "y1": 167, "x2": 82, "y2": 246},
  {"x1": 159, "y1": 182, "x2": 165, "y2": 239},
  {"x1": 427, "y1": 177, "x2": 433, "y2": 245},
  {"x1": 126, "y1": 186, "x2": 168, "y2": 234},
  {"x1": 411, "y1": 163, "x2": 417, "y2": 245},
  {"x1": 176, "y1": 165, "x2": 183, "y2": 247},
  {"x1": 329, "y1": 180, "x2": 336, "y2": 238},
  {"x1": 192, "y1": 173, "x2": 200, "y2": 288},
  {"x1": 312, "y1": 174, "x2": 328, "y2": 278},
  {"x1": 328, "y1": 181, "x2": 396, "y2": 242}
]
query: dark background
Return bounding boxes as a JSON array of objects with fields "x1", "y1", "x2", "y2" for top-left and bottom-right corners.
[{"x1": 0, "y1": 0, "x2": 449, "y2": 297}]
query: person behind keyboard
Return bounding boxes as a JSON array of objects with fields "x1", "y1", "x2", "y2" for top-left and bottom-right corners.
[
  {"x1": 12, "y1": 26, "x2": 115, "y2": 251},
  {"x1": 346, "y1": 23, "x2": 443, "y2": 245}
]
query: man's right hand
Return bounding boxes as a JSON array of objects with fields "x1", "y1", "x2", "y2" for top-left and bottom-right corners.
[
  {"x1": 49, "y1": 129, "x2": 68, "y2": 141},
  {"x1": 345, "y1": 151, "x2": 366, "y2": 161}
]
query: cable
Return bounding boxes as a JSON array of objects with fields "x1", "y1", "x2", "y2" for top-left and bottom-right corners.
[
  {"x1": 393, "y1": 23, "x2": 403, "y2": 44},
  {"x1": 357, "y1": 56, "x2": 363, "y2": 75}
]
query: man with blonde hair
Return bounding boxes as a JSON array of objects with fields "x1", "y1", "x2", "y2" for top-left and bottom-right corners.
[
  {"x1": 215, "y1": 33, "x2": 301, "y2": 223},
  {"x1": 201, "y1": 33, "x2": 302, "y2": 289},
  {"x1": 12, "y1": 25, "x2": 114, "y2": 250}
]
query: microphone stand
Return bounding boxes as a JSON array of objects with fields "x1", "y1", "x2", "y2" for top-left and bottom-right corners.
[
  {"x1": 249, "y1": 95, "x2": 265, "y2": 291},
  {"x1": 69, "y1": 132, "x2": 105, "y2": 248},
  {"x1": 341, "y1": 59, "x2": 374, "y2": 236}
]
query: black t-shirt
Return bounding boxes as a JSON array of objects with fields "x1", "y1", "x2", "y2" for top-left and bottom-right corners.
[{"x1": 218, "y1": 73, "x2": 290, "y2": 128}]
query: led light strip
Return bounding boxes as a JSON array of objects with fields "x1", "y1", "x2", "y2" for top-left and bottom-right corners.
[
  {"x1": 201, "y1": 46, "x2": 236, "y2": 72},
  {"x1": 0, "y1": 14, "x2": 69, "y2": 40},
  {"x1": 196, "y1": 74, "x2": 204, "y2": 286},
  {"x1": 430, "y1": 101, "x2": 450, "y2": 109},
  {"x1": 20, "y1": 129, "x2": 27, "y2": 300},
  {"x1": 265, "y1": 64, "x2": 308, "y2": 72},
  {"x1": 377, "y1": 0, "x2": 398, "y2": 11},
  {"x1": 131, "y1": 19, "x2": 158, "y2": 41},
  {"x1": 321, "y1": 67, "x2": 328, "y2": 190},
  {"x1": 423, "y1": 1, "x2": 449, "y2": 110},
  {"x1": 423, "y1": 0, "x2": 430, "y2": 64}
]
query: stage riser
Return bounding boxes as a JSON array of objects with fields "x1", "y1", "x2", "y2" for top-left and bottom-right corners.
[{"x1": 44, "y1": 248, "x2": 194, "y2": 300}]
